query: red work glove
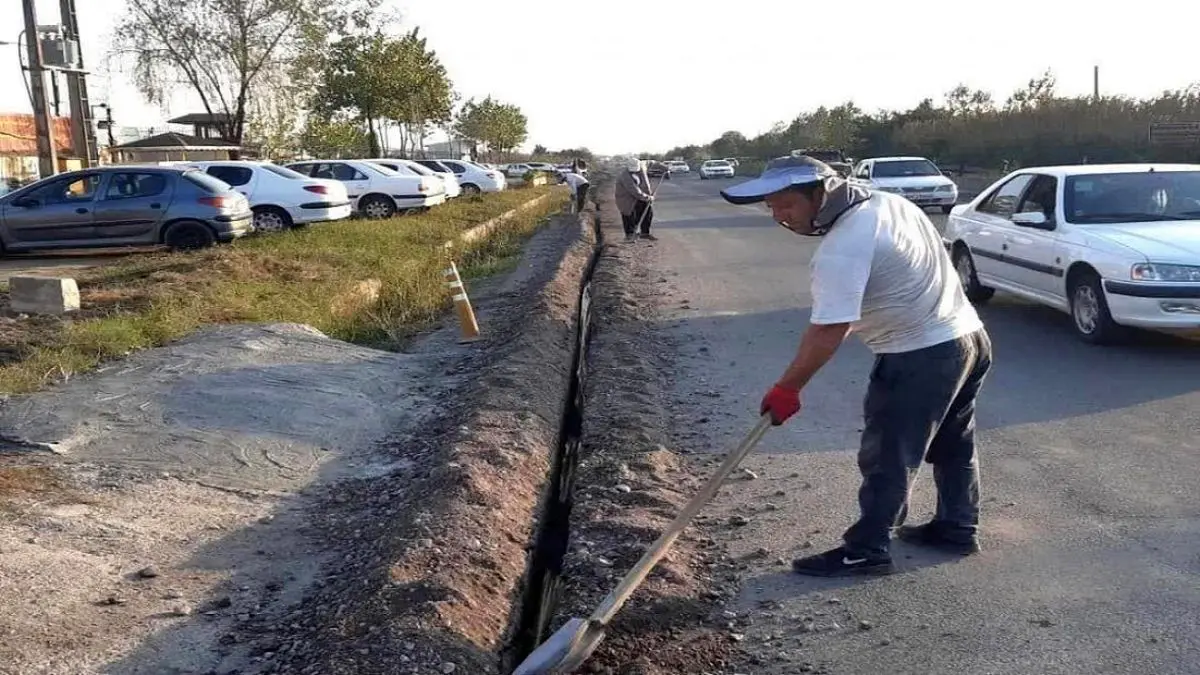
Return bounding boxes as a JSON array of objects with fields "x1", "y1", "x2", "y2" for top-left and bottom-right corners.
[{"x1": 760, "y1": 384, "x2": 801, "y2": 426}]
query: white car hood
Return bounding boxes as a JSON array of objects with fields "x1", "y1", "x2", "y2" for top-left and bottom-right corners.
[
  {"x1": 1087, "y1": 221, "x2": 1200, "y2": 263},
  {"x1": 871, "y1": 175, "x2": 955, "y2": 189}
]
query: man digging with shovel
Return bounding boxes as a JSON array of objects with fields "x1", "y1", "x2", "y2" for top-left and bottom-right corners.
[{"x1": 721, "y1": 155, "x2": 993, "y2": 577}]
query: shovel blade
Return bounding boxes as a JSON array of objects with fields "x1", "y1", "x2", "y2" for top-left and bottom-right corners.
[{"x1": 512, "y1": 617, "x2": 606, "y2": 675}]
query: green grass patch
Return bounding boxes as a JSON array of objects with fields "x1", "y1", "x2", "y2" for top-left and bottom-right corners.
[{"x1": 0, "y1": 186, "x2": 567, "y2": 395}]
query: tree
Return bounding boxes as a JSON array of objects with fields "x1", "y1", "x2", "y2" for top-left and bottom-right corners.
[
  {"x1": 710, "y1": 130, "x2": 747, "y2": 158},
  {"x1": 945, "y1": 84, "x2": 995, "y2": 116},
  {"x1": 298, "y1": 114, "x2": 368, "y2": 158},
  {"x1": 456, "y1": 96, "x2": 529, "y2": 160},
  {"x1": 657, "y1": 68, "x2": 1200, "y2": 170},
  {"x1": 110, "y1": 0, "x2": 356, "y2": 150},
  {"x1": 313, "y1": 27, "x2": 454, "y2": 157}
]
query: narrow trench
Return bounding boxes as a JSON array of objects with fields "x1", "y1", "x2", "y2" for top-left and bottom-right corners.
[{"x1": 499, "y1": 204, "x2": 604, "y2": 673}]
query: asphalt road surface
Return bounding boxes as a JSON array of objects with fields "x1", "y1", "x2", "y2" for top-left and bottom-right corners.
[{"x1": 640, "y1": 175, "x2": 1199, "y2": 674}]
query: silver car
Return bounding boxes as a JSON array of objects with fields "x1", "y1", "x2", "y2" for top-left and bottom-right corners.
[{"x1": 0, "y1": 166, "x2": 253, "y2": 253}]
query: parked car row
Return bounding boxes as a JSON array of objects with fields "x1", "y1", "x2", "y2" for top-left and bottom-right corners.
[{"x1": 0, "y1": 156, "x2": 511, "y2": 255}]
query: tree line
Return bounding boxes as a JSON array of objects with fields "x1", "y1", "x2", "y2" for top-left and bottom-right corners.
[
  {"x1": 111, "y1": 0, "x2": 530, "y2": 160},
  {"x1": 658, "y1": 71, "x2": 1200, "y2": 170}
]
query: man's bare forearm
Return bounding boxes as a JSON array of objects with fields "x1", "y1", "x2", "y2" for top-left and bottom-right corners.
[{"x1": 776, "y1": 322, "x2": 852, "y2": 390}]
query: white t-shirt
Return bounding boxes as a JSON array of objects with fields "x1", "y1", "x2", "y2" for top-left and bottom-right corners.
[
  {"x1": 562, "y1": 173, "x2": 589, "y2": 194},
  {"x1": 808, "y1": 191, "x2": 982, "y2": 354}
]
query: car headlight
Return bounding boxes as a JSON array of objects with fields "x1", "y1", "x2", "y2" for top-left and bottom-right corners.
[
  {"x1": 1131, "y1": 262, "x2": 1200, "y2": 282},
  {"x1": 936, "y1": 184, "x2": 956, "y2": 193}
]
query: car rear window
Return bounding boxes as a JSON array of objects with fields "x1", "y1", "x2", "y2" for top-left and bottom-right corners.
[
  {"x1": 261, "y1": 164, "x2": 309, "y2": 179},
  {"x1": 422, "y1": 161, "x2": 451, "y2": 172},
  {"x1": 183, "y1": 170, "x2": 231, "y2": 193},
  {"x1": 402, "y1": 162, "x2": 434, "y2": 175},
  {"x1": 362, "y1": 162, "x2": 402, "y2": 177}
]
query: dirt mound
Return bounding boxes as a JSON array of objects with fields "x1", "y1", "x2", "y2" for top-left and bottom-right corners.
[
  {"x1": 0, "y1": 211, "x2": 595, "y2": 674},
  {"x1": 547, "y1": 177, "x2": 738, "y2": 674}
]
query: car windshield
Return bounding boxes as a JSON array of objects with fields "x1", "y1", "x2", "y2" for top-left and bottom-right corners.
[
  {"x1": 705, "y1": 161, "x2": 730, "y2": 167},
  {"x1": 261, "y1": 164, "x2": 309, "y2": 179},
  {"x1": 422, "y1": 161, "x2": 451, "y2": 172},
  {"x1": 872, "y1": 160, "x2": 941, "y2": 178},
  {"x1": 182, "y1": 170, "x2": 230, "y2": 193},
  {"x1": 1064, "y1": 170, "x2": 1200, "y2": 224}
]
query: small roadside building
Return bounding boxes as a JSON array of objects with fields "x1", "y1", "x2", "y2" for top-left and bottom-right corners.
[{"x1": 108, "y1": 132, "x2": 241, "y2": 164}]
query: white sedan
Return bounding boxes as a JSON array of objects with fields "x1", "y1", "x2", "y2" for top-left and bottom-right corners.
[
  {"x1": 285, "y1": 159, "x2": 445, "y2": 219},
  {"x1": 181, "y1": 161, "x2": 352, "y2": 232},
  {"x1": 699, "y1": 160, "x2": 735, "y2": 179},
  {"x1": 853, "y1": 156, "x2": 958, "y2": 213},
  {"x1": 944, "y1": 163, "x2": 1200, "y2": 343},
  {"x1": 363, "y1": 158, "x2": 461, "y2": 199}
]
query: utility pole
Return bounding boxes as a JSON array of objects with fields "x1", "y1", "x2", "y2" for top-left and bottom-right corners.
[
  {"x1": 1093, "y1": 65, "x2": 1100, "y2": 100},
  {"x1": 60, "y1": 0, "x2": 98, "y2": 167},
  {"x1": 21, "y1": 0, "x2": 57, "y2": 178}
]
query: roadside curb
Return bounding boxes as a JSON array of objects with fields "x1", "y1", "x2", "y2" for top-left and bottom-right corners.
[{"x1": 442, "y1": 191, "x2": 557, "y2": 250}]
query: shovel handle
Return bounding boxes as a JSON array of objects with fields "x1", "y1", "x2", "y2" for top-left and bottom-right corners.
[{"x1": 589, "y1": 415, "x2": 773, "y2": 626}]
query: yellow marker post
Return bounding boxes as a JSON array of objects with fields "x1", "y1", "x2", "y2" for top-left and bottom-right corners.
[{"x1": 443, "y1": 262, "x2": 481, "y2": 342}]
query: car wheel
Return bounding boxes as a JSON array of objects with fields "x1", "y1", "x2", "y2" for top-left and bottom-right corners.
[
  {"x1": 461, "y1": 183, "x2": 482, "y2": 196},
  {"x1": 952, "y1": 246, "x2": 994, "y2": 304},
  {"x1": 252, "y1": 206, "x2": 293, "y2": 233},
  {"x1": 1068, "y1": 272, "x2": 1126, "y2": 345},
  {"x1": 163, "y1": 220, "x2": 216, "y2": 251},
  {"x1": 359, "y1": 194, "x2": 397, "y2": 219}
]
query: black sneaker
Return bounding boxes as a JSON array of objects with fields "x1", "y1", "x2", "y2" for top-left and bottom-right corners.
[
  {"x1": 895, "y1": 521, "x2": 980, "y2": 556},
  {"x1": 624, "y1": 232, "x2": 637, "y2": 242},
  {"x1": 791, "y1": 546, "x2": 895, "y2": 577}
]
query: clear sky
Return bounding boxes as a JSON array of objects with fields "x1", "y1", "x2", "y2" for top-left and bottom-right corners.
[{"x1": 2, "y1": 0, "x2": 1199, "y2": 155}]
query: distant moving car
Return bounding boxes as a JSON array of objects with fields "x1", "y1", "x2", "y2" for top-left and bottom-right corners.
[
  {"x1": 854, "y1": 156, "x2": 958, "y2": 213},
  {"x1": 645, "y1": 161, "x2": 671, "y2": 179},
  {"x1": 665, "y1": 160, "x2": 691, "y2": 174},
  {"x1": 182, "y1": 160, "x2": 351, "y2": 232},
  {"x1": 943, "y1": 163, "x2": 1200, "y2": 343},
  {"x1": 699, "y1": 159, "x2": 735, "y2": 179},
  {"x1": 794, "y1": 148, "x2": 853, "y2": 177},
  {"x1": 0, "y1": 165, "x2": 252, "y2": 252},
  {"x1": 364, "y1": 158, "x2": 461, "y2": 199},
  {"x1": 285, "y1": 159, "x2": 444, "y2": 219},
  {"x1": 429, "y1": 159, "x2": 506, "y2": 194}
]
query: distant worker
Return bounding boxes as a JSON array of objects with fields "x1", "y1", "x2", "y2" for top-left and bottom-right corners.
[
  {"x1": 562, "y1": 168, "x2": 590, "y2": 214},
  {"x1": 721, "y1": 155, "x2": 992, "y2": 577},
  {"x1": 614, "y1": 157, "x2": 657, "y2": 242}
]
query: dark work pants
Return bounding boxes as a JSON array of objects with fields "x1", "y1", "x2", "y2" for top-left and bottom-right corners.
[
  {"x1": 573, "y1": 183, "x2": 590, "y2": 212},
  {"x1": 842, "y1": 329, "x2": 993, "y2": 558},
  {"x1": 623, "y1": 199, "x2": 653, "y2": 235}
]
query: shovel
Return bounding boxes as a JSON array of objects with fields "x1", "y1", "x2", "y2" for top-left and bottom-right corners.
[{"x1": 512, "y1": 415, "x2": 773, "y2": 674}]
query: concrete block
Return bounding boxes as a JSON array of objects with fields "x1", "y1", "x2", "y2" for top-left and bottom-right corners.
[{"x1": 8, "y1": 276, "x2": 81, "y2": 315}]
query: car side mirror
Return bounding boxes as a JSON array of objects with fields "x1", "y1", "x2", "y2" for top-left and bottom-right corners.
[{"x1": 1011, "y1": 211, "x2": 1054, "y2": 230}]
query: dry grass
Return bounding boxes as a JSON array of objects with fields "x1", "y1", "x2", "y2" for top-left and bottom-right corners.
[{"x1": 0, "y1": 186, "x2": 566, "y2": 395}]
